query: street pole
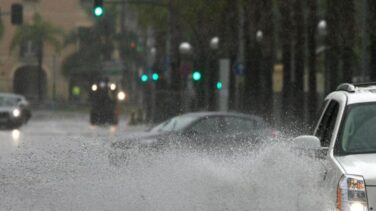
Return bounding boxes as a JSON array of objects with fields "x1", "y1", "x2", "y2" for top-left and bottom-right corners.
[
  {"x1": 52, "y1": 54, "x2": 57, "y2": 102},
  {"x1": 37, "y1": 40, "x2": 44, "y2": 102},
  {"x1": 235, "y1": 0, "x2": 245, "y2": 110},
  {"x1": 165, "y1": 0, "x2": 172, "y2": 84}
]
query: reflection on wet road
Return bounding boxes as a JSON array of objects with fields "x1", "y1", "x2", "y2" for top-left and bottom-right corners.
[{"x1": 0, "y1": 111, "x2": 329, "y2": 210}]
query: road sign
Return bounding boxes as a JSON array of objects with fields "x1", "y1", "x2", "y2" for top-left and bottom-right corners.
[{"x1": 233, "y1": 63, "x2": 245, "y2": 75}]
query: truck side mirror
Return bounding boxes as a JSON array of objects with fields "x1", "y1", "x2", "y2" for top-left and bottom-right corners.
[{"x1": 292, "y1": 135, "x2": 321, "y2": 150}]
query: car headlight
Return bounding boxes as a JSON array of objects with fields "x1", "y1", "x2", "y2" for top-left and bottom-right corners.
[
  {"x1": 117, "y1": 91, "x2": 126, "y2": 101},
  {"x1": 110, "y1": 83, "x2": 117, "y2": 91},
  {"x1": 337, "y1": 175, "x2": 368, "y2": 211},
  {"x1": 91, "y1": 84, "x2": 98, "y2": 91},
  {"x1": 12, "y1": 109, "x2": 21, "y2": 117}
]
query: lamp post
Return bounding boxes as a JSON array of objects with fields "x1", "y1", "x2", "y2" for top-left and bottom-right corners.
[
  {"x1": 317, "y1": 19, "x2": 330, "y2": 94},
  {"x1": 179, "y1": 42, "x2": 193, "y2": 112},
  {"x1": 179, "y1": 42, "x2": 192, "y2": 55},
  {"x1": 256, "y1": 30, "x2": 264, "y2": 42},
  {"x1": 208, "y1": 37, "x2": 220, "y2": 111}
]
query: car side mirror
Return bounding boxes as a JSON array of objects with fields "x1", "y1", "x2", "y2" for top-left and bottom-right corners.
[{"x1": 292, "y1": 135, "x2": 321, "y2": 150}]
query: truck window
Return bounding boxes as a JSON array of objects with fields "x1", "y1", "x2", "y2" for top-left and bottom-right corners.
[{"x1": 315, "y1": 101, "x2": 340, "y2": 147}]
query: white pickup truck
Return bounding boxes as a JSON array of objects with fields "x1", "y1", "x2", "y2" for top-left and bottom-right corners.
[{"x1": 294, "y1": 83, "x2": 376, "y2": 211}]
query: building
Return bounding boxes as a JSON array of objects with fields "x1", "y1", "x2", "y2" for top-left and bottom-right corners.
[{"x1": 0, "y1": 0, "x2": 92, "y2": 102}]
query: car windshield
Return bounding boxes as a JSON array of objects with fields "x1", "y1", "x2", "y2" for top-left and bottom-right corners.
[
  {"x1": 340, "y1": 103, "x2": 376, "y2": 154},
  {"x1": 0, "y1": 96, "x2": 18, "y2": 107},
  {"x1": 150, "y1": 115, "x2": 197, "y2": 133}
]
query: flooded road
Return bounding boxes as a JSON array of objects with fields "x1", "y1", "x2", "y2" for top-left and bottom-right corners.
[{"x1": 0, "y1": 111, "x2": 329, "y2": 210}]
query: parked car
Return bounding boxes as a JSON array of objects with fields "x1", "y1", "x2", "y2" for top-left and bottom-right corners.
[
  {"x1": 0, "y1": 93, "x2": 31, "y2": 129},
  {"x1": 293, "y1": 82, "x2": 376, "y2": 211},
  {"x1": 112, "y1": 112, "x2": 278, "y2": 151}
]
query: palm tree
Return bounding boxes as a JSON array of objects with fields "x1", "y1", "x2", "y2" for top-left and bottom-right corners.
[
  {"x1": 10, "y1": 14, "x2": 63, "y2": 101},
  {"x1": 0, "y1": 17, "x2": 4, "y2": 40}
]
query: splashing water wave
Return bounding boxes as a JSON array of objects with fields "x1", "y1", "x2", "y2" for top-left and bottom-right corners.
[{"x1": 0, "y1": 131, "x2": 330, "y2": 210}]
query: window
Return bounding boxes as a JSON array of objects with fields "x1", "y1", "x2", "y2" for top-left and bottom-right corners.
[
  {"x1": 339, "y1": 103, "x2": 376, "y2": 154},
  {"x1": 315, "y1": 101, "x2": 340, "y2": 147},
  {"x1": 189, "y1": 116, "x2": 224, "y2": 135},
  {"x1": 223, "y1": 117, "x2": 257, "y2": 134}
]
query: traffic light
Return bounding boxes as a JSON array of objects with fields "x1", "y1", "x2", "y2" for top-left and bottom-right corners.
[
  {"x1": 152, "y1": 73, "x2": 159, "y2": 81},
  {"x1": 216, "y1": 81, "x2": 223, "y2": 90},
  {"x1": 192, "y1": 71, "x2": 202, "y2": 81},
  {"x1": 93, "y1": 0, "x2": 104, "y2": 17},
  {"x1": 141, "y1": 74, "x2": 149, "y2": 83},
  {"x1": 11, "y1": 4, "x2": 23, "y2": 25}
]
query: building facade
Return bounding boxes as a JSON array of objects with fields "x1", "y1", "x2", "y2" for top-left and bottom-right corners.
[{"x1": 0, "y1": 0, "x2": 92, "y2": 102}]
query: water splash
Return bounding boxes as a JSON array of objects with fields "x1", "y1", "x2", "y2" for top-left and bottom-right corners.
[{"x1": 0, "y1": 128, "x2": 330, "y2": 210}]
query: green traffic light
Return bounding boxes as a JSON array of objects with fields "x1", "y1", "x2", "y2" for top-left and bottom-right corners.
[
  {"x1": 93, "y1": 6, "x2": 104, "y2": 16},
  {"x1": 216, "y1": 81, "x2": 223, "y2": 90},
  {"x1": 141, "y1": 74, "x2": 149, "y2": 82},
  {"x1": 192, "y1": 71, "x2": 202, "y2": 81},
  {"x1": 152, "y1": 73, "x2": 159, "y2": 81}
]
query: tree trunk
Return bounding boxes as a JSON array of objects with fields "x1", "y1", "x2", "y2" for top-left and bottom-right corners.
[
  {"x1": 307, "y1": 0, "x2": 318, "y2": 125},
  {"x1": 326, "y1": 0, "x2": 341, "y2": 92},
  {"x1": 279, "y1": 0, "x2": 293, "y2": 122},
  {"x1": 369, "y1": 0, "x2": 376, "y2": 81},
  {"x1": 168, "y1": 0, "x2": 183, "y2": 114},
  {"x1": 37, "y1": 40, "x2": 44, "y2": 102},
  {"x1": 293, "y1": 0, "x2": 305, "y2": 124},
  {"x1": 340, "y1": 0, "x2": 355, "y2": 83},
  {"x1": 259, "y1": 0, "x2": 274, "y2": 120}
]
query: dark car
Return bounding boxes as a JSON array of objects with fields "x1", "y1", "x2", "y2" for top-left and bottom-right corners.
[
  {"x1": 0, "y1": 93, "x2": 32, "y2": 129},
  {"x1": 89, "y1": 79, "x2": 126, "y2": 125},
  {"x1": 111, "y1": 112, "x2": 279, "y2": 152}
]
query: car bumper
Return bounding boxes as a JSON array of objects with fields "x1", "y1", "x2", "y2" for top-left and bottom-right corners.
[
  {"x1": 0, "y1": 112, "x2": 23, "y2": 126},
  {"x1": 367, "y1": 186, "x2": 376, "y2": 210}
]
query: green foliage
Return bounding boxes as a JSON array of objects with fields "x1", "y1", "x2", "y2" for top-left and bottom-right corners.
[
  {"x1": 10, "y1": 14, "x2": 63, "y2": 53},
  {"x1": 63, "y1": 7, "x2": 118, "y2": 78},
  {"x1": 133, "y1": 0, "x2": 229, "y2": 40}
]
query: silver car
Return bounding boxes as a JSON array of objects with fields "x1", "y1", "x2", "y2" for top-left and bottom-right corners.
[{"x1": 0, "y1": 93, "x2": 31, "y2": 129}]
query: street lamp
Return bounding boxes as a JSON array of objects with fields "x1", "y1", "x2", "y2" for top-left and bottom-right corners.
[
  {"x1": 208, "y1": 36, "x2": 221, "y2": 111},
  {"x1": 210, "y1": 37, "x2": 220, "y2": 50},
  {"x1": 318, "y1": 19, "x2": 327, "y2": 36},
  {"x1": 179, "y1": 42, "x2": 192, "y2": 55},
  {"x1": 256, "y1": 30, "x2": 264, "y2": 42},
  {"x1": 178, "y1": 42, "x2": 194, "y2": 111}
]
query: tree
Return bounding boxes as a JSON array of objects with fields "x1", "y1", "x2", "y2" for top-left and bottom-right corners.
[
  {"x1": 0, "y1": 17, "x2": 4, "y2": 40},
  {"x1": 278, "y1": 0, "x2": 293, "y2": 122},
  {"x1": 10, "y1": 14, "x2": 63, "y2": 101},
  {"x1": 340, "y1": 0, "x2": 355, "y2": 83},
  {"x1": 307, "y1": 0, "x2": 318, "y2": 124},
  {"x1": 292, "y1": 0, "x2": 305, "y2": 123},
  {"x1": 369, "y1": 0, "x2": 376, "y2": 81},
  {"x1": 63, "y1": 7, "x2": 118, "y2": 82}
]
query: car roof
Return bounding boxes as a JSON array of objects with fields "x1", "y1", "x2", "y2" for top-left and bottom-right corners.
[
  {"x1": 179, "y1": 111, "x2": 265, "y2": 122},
  {"x1": 331, "y1": 83, "x2": 376, "y2": 105},
  {"x1": 0, "y1": 93, "x2": 23, "y2": 99}
]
